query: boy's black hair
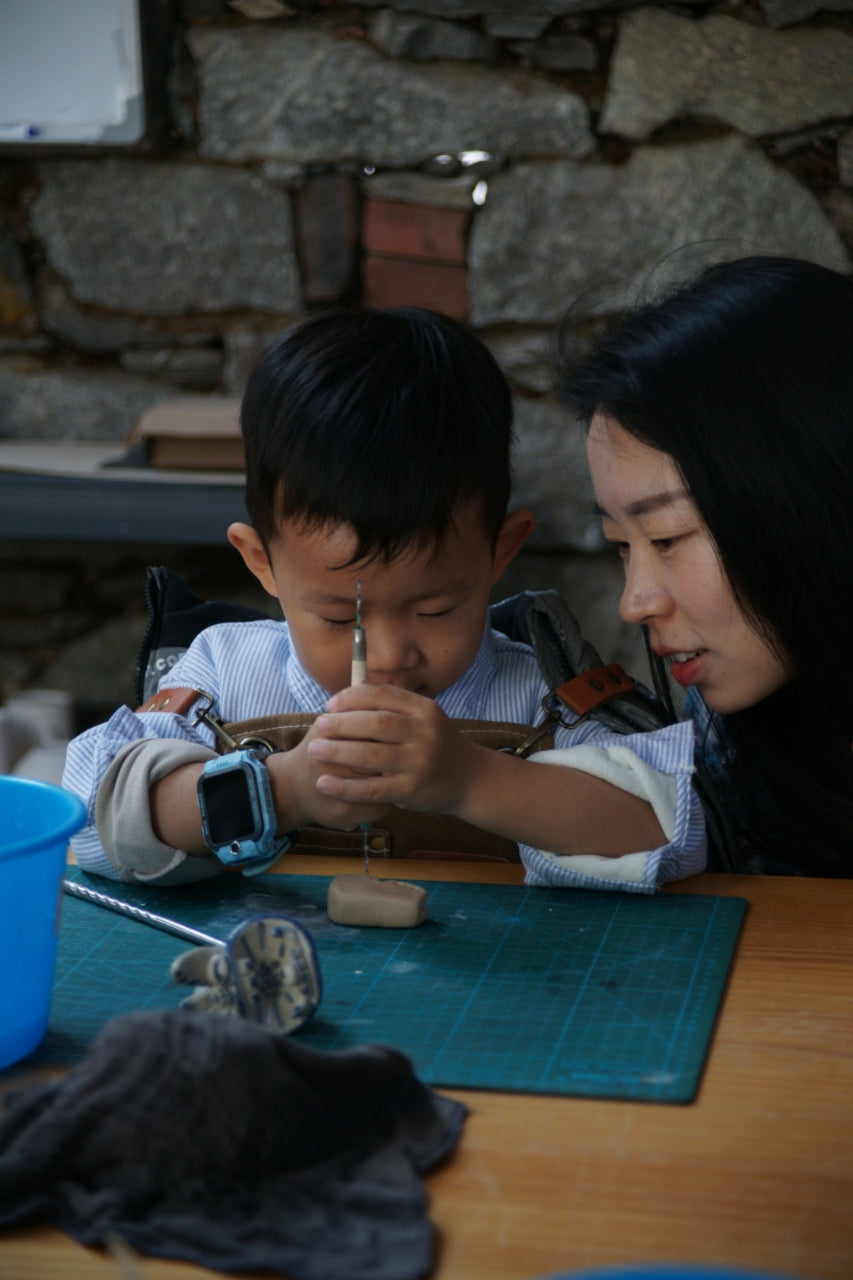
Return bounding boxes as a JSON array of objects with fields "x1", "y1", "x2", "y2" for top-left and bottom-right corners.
[{"x1": 241, "y1": 307, "x2": 513, "y2": 562}]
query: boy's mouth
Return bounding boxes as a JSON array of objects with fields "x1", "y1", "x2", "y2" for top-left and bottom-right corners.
[{"x1": 370, "y1": 677, "x2": 429, "y2": 696}]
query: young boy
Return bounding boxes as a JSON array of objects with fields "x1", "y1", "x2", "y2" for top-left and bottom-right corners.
[{"x1": 63, "y1": 308, "x2": 705, "y2": 891}]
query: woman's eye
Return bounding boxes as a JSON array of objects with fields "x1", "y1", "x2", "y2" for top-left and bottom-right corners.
[
  {"x1": 652, "y1": 537, "x2": 677, "y2": 552},
  {"x1": 320, "y1": 616, "x2": 354, "y2": 627}
]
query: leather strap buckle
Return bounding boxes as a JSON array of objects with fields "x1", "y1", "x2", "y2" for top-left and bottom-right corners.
[
  {"x1": 136, "y1": 686, "x2": 200, "y2": 717},
  {"x1": 553, "y1": 663, "x2": 635, "y2": 718}
]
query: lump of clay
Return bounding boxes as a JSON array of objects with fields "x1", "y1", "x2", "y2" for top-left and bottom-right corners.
[{"x1": 327, "y1": 874, "x2": 428, "y2": 928}]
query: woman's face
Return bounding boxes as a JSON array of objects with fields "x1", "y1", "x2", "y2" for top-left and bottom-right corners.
[{"x1": 586, "y1": 414, "x2": 791, "y2": 715}]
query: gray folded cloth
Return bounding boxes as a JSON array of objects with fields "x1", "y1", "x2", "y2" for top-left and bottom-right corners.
[{"x1": 0, "y1": 1009, "x2": 467, "y2": 1280}]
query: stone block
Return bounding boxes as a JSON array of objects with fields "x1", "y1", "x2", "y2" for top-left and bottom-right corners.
[
  {"x1": 119, "y1": 347, "x2": 224, "y2": 390},
  {"x1": 356, "y1": 0, "x2": 634, "y2": 15},
  {"x1": 362, "y1": 170, "x2": 478, "y2": 209},
  {"x1": 362, "y1": 255, "x2": 469, "y2": 319},
  {"x1": 31, "y1": 160, "x2": 300, "y2": 316},
  {"x1": 601, "y1": 10, "x2": 853, "y2": 141},
  {"x1": 824, "y1": 188, "x2": 853, "y2": 246},
  {"x1": 484, "y1": 327, "x2": 557, "y2": 394},
  {"x1": 483, "y1": 15, "x2": 552, "y2": 39},
  {"x1": 760, "y1": 0, "x2": 853, "y2": 26},
  {"x1": 223, "y1": 329, "x2": 290, "y2": 397},
  {"x1": 188, "y1": 27, "x2": 592, "y2": 166},
  {"x1": 0, "y1": 364, "x2": 177, "y2": 443},
  {"x1": 363, "y1": 200, "x2": 470, "y2": 264},
  {"x1": 509, "y1": 35, "x2": 597, "y2": 72},
  {"x1": 368, "y1": 9, "x2": 496, "y2": 61},
  {"x1": 510, "y1": 395, "x2": 603, "y2": 553},
  {"x1": 37, "y1": 280, "x2": 218, "y2": 355},
  {"x1": 469, "y1": 136, "x2": 851, "y2": 327},
  {"x1": 294, "y1": 173, "x2": 359, "y2": 303},
  {"x1": 839, "y1": 129, "x2": 853, "y2": 189}
]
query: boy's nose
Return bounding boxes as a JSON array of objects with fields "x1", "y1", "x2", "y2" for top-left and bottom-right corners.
[{"x1": 365, "y1": 622, "x2": 419, "y2": 679}]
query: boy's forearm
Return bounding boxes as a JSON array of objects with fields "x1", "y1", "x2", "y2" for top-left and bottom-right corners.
[
  {"x1": 149, "y1": 762, "x2": 209, "y2": 855},
  {"x1": 311, "y1": 688, "x2": 666, "y2": 855},
  {"x1": 452, "y1": 745, "x2": 666, "y2": 858},
  {"x1": 150, "y1": 753, "x2": 310, "y2": 853}
]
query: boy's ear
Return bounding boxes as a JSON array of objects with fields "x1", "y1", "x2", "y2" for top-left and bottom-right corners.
[
  {"x1": 490, "y1": 509, "x2": 536, "y2": 584},
  {"x1": 227, "y1": 522, "x2": 278, "y2": 599}
]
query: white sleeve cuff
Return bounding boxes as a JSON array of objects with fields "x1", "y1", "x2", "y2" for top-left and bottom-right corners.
[
  {"x1": 519, "y1": 729, "x2": 707, "y2": 893},
  {"x1": 95, "y1": 737, "x2": 222, "y2": 885}
]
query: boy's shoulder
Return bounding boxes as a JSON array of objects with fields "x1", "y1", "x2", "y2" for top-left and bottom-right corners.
[
  {"x1": 194, "y1": 615, "x2": 286, "y2": 640},
  {"x1": 147, "y1": 617, "x2": 289, "y2": 702},
  {"x1": 183, "y1": 616, "x2": 289, "y2": 661},
  {"x1": 489, "y1": 625, "x2": 537, "y2": 664},
  {"x1": 485, "y1": 625, "x2": 547, "y2": 700},
  {"x1": 136, "y1": 566, "x2": 283, "y2": 706}
]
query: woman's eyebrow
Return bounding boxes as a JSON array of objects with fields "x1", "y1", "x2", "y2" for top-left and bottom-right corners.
[{"x1": 594, "y1": 490, "x2": 686, "y2": 518}]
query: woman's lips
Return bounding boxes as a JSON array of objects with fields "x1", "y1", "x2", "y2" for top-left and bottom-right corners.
[{"x1": 664, "y1": 650, "x2": 705, "y2": 687}]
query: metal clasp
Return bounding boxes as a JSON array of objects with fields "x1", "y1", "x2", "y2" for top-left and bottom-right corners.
[
  {"x1": 191, "y1": 689, "x2": 241, "y2": 752},
  {"x1": 191, "y1": 690, "x2": 278, "y2": 756}
]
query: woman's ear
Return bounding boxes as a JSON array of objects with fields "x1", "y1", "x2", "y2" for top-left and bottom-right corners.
[
  {"x1": 227, "y1": 523, "x2": 278, "y2": 599},
  {"x1": 490, "y1": 509, "x2": 536, "y2": 584}
]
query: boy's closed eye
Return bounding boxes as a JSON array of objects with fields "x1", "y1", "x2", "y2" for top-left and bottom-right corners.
[{"x1": 417, "y1": 605, "x2": 457, "y2": 618}]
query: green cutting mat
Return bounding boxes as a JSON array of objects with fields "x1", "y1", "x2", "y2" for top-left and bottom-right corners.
[{"x1": 27, "y1": 868, "x2": 745, "y2": 1103}]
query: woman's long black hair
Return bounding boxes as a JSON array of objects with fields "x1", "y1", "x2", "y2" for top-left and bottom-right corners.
[{"x1": 560, "y1": 256, "x2": 853, "y2": 875}]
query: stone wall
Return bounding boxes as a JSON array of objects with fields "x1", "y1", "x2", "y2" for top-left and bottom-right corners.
[{"x1": 2, "y1": 0, "x2": 852, "y2": 728}]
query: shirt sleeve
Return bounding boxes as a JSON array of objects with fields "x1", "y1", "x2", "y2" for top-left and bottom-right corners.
[
  {"x1": 62, "y1": 701, "x2": 217, "y2": 880},
  {"x1": 518, "y1": 719, "x2": 706, "y2": 893},
  {"x1": 61, "y1": 627, "x2": 232, "y2": 878},
  {"x1": 93, "y1": 737, "x2": 223, "y2": 885}
]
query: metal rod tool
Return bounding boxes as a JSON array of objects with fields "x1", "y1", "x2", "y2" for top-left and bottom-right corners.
[
  {"x1": 351, "y1": 578, "x2": 371, "y2": 875},
  {"x1": 63, "y1": 878, "x2": 221, "y2": 947}
]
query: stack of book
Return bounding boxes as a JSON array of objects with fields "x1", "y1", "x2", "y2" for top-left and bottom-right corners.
[{"x1": 123, "y1": 398, "x2": 244, "y2": 471}]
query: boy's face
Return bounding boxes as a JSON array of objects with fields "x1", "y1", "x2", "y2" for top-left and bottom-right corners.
[{"x1": 228, "y1": 503, "x2": 534, "y2": 698}]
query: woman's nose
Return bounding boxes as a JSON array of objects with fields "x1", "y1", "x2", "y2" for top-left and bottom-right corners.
[{"x1": 619, "y1": 559, "x2": 671, "y2": 626}]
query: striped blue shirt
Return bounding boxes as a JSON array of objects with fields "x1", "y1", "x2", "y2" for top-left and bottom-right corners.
[{"x1": 64, "y1": 618, "x2": 706, "y2": 890}]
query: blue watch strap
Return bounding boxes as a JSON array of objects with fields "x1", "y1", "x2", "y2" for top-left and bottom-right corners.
[{"x1": 197, "y1": 749, "x2": 298, "y2": 872}]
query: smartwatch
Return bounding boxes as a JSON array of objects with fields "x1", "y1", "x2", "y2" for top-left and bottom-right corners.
[{"x1": 197, "y1": 749, "x2": 296, "y2": 875}]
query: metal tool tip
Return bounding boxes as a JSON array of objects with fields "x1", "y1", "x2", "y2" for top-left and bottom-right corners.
[{"x1": 355, "y1": 578, "x2": 362, "y2": 627}]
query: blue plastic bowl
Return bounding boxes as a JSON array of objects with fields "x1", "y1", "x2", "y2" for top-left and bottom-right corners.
[{"x1": 0, "y1": 775, "x2": 86, "y2": 1070}]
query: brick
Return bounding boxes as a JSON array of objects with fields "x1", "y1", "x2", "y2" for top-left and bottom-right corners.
[
  {"x1": 294, "y1": 173, "x2": 359, "y2": 302},
  {"x1": 363, "y1": 200, "x2": 470, "y2": 265},
  {"x1": 362, "y1": 254, "x2": 469, "y2": 320}
]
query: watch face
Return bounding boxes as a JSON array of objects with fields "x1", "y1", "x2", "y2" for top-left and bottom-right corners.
[{"x1": 200, "y1": 767, "x2": 257, "y2": 846}]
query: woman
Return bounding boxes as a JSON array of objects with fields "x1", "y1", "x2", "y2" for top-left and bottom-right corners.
[{"x1": 560, "y1": 255, "x2": 853, "y2": 876}]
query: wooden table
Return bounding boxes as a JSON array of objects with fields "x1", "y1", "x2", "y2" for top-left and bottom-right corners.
[{"x1": 1, "y1": 860, "x2": 852, "y2": 1280}]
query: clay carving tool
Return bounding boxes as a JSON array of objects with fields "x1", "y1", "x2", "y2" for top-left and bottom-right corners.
[
  {"x1": 351, "y1": 577, "x2": 372, "y2": 876},
  {"x1": 325, "y1": 580, "x2": 428, "y2": 928}
]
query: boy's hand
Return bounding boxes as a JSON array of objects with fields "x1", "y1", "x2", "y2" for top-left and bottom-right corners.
[
  {"x1": 307, "y1": 684, "x2": 484, "y2": 816},
  {"x1": 265, "y1": 719, "x2": 389, "y2": 832}
]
